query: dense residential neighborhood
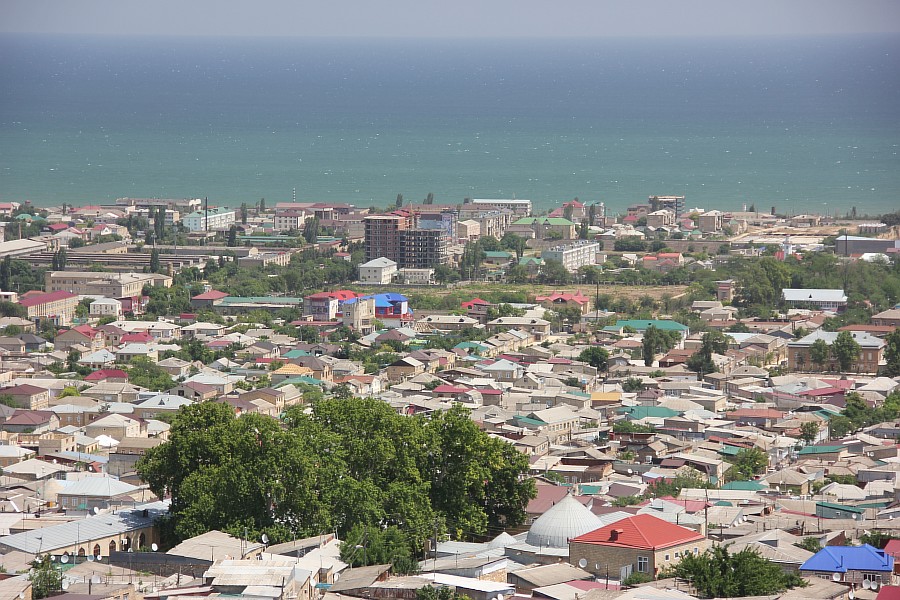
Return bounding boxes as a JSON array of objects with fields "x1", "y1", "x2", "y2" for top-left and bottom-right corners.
[{"x1": 0, "y1": 196, "x2": 899, "y2": 600}]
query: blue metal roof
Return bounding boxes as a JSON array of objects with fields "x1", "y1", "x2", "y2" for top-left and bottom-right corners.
[{"x1": 799, "y1": 544, "x2": 893, "y2": 573}]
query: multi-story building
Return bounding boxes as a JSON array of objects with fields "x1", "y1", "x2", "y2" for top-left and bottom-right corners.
[
  {"x1": 116, "y1": 197, "x2": 202, "y2": 213},
  {"x1": 363, "y1": 214, "x2": 410, "y2": 263},
  {"x1": 698, "y1": 210, "x2": 724, "y2": 233},
  {"x1": 782, "y1": 288, "x2": 848, "y2": 312},
  {"x1": 646, "y1": 209, "x2": 675, "y2": 229},
  {"x1": 46, "y1": 271, "x2": 172, "y2": 298},
  {"x1": 508, "y1": 217, "x2": 577, "y2": 241},
  {"x1": 182, "y1": 206, "x2": 236, "y2": 232},
  {"x1": 788, "y1": 330, "x2": 885, "y2": 373},
  {"x1": 273, "y1": 209, "x2": 309, "y2": 232},
  {"x1": 18, "y1": 290, "x2": 79, "y2": 326},
  {"x1": 464, "y1": 198, "x2": 532, "y2": 216},
  {"x1": 342, "y1": 296, "x2": 376, "y2": 335},
  {"x1": 400, "y1": 229, "x2": 449, "y2": 268},
  {"x1": 541, "y1": 240, "x2": 601, "y2": 272},
  {"x1": 358, "y1": 258, "x2": 398, "y2": 284}
]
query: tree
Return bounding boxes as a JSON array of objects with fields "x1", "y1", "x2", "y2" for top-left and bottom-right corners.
[
  {"x1": 259, "y1": 197, "x2": 266, "y2": 213},
  {"x1": 794, "y1": 537, "x2": 822, "y2": 553},
  {"x1": 396, "y1": 194, "x2": 404, "y2": 208},
  {"x1": 150, "y1": 249, "x2": 162, "y2": 274},
  {"x1": 728, "y1": 447, "x2": 769, "y2": 480},
  {"x1": 687, "y1": 331, "x2": 729, "y2": 374},
  {"x1": 831, "y1": 330, "x2": 861, "y2": 372},
  {"x1": 799, "y1": 421, "x2": 820, "y2": 444},
  {"x1": 809, "y1": 338, "x2": 830, "y2": 370},
  {"x1": 884, "y1": 329, "x2": 900, "y2": 377},
  {"x1": 302, "y1": 217, "x2": 320, "y2": 244},
  {"x1": 127, "y1": 357, "x2": 175, "y2": 391},
  {"x1": 622, "y1": 377, "x2": 644, "y2": 393},
  {"x1": 577, "y1": 346, "x2": 609, "y2": 371},
  {"x1": 673, "y1": 546, "x2": 805, "y2": 598},
  {"x1": 154, "y1": 206, "x2": 166, "y2": 240},
  {"x1": 240, "y1": 202, "x2": 249, "y2": 225},
  {"x1": 0, "y1": 255, "x2": 10, "y2": 291},
  {"x1": 29, "y1": 555, "x2": 63, "y2": 600},
  {"x1": 828, "y1": 415, "x2": 853, "y2": 439},
  {"x1": 227, "y1": 225, "x2": 238, "y2": 247},
  {"x1": 417, "y1": 586, "x2": 471, "y2": 600},
  {"x1": 538, "y1": 259, "x2": 571, "y2": 285}
]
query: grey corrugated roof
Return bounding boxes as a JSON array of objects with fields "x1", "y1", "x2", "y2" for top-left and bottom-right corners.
[
  {"x1": 59, "y1": 476, "x2": 139, "y2": 498},
  {"x1": 0, "y1": 501, "x2": 168, "y2": 553}
]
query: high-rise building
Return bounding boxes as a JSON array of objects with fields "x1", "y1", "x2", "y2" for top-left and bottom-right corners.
[
  {"x1": 400, "y1": 229, "x2": 449, "y2": 268},
  {"x1": 363, "y1": 215, "x2": 410, "y2": 262}
]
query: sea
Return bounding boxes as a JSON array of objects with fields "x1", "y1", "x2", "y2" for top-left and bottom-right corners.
[{"x1": 1, "y1": 34, "x2": 899, "y2": 216}]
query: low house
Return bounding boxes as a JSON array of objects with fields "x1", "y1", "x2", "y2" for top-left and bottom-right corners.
[
  {"x1": 569, "y1": 514, "x2": 709, "y2": 580},
  {"x1": 800, "y1": 544, "x2": 893, "y2": 587},
  {"x1": 56, "y1": 475, "x2": 142, "y2": 512}
]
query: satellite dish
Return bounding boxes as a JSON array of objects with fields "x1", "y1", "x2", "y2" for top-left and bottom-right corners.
[
  {"x1": 849, "y1": 590, "x2": 855, "y2": 600},
  {"x1": 627, "y1": 469, "x2": 633, "y2": 475},
  {"x1": 872, "y1": 582, "x2": 880, "y2": 591},
  {"x1": 61, "y1": 554, "x2": 69, "y2": 564},
  {"x1": 151, "y1": 543, "x2": 158, "y2": 552},
  {"x1": 128, "y1": 548, "x2": 134, "y2": 553},
  {"x1": 92, "y1": 507, "x2": 100, "y2": 515},
  {"x1": 95, "y1": 556, "x2": 102, "y2": 562},
  {"x1": 862, "y1": 580, "x2": 871, "y2": 590},
  {"x1": 578, "y1": 558, "x2": 588, "y2": 568},
  {"x1": 261, "y1": 534, "x2": 269, "y2": 545},
  {"x1": 49, "y1": 556, "x2": 56, "y2": 562},
  {"x1": 91, "y1": 575, "x2": 101, "y2": 584},
  {"x1": 87, "y1": 555, "x2": 95, "y2": 562},
  {"x1": 831, "y1": 573, "x2": 840, "y2": 582},
  {"x1": 62, "y1": 581, "x2": 70, "y2": 591}
]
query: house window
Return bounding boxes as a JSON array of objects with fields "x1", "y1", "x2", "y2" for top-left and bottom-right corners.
[
  {"x1": 637, "y1": 556, "x2": 649, "y2": 572},
  {"x1": 664, "y1": 553, "x2": 670, "y2": 561}
]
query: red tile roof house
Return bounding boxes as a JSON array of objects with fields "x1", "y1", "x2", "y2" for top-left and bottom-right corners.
[
  {"x1": 18, "y1": 290, "x2": 79, "y2": 327},
  {"x1": 54, "y1": 325, "x2": 106, "y2": 352},
  {"x1": 569, "y1": 514, "x2": 709, "y2": 581},
  {"x1": 84, "y1": 369, "x2": 129, "y2": 384}
]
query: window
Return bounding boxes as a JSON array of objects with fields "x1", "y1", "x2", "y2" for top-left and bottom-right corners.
[
  {"x1": 637, "y1": 556, "x2": 649, "y2": 572},
  {"x1": 664, "y1": 553, "x2": 670, "y2": 561}
]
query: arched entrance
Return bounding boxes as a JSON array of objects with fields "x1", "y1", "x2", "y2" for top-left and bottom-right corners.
[
  {"x1": 109, "y1": 540, "x2": 117, "y2": 554},
  {"x1": 93, "y1": 544, "x2": 101, "y2": 558},
  {"x1": 138, "y1": 533, "x2": 146, "y2": 549}
]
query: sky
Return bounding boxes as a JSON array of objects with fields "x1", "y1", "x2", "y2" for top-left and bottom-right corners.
[{"x1": 3, "y1": 0, "x2": 900, "y2": 38}]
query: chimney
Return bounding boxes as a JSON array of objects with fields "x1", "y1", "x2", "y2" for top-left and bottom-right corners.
[{"x1": 609, "y1": 528, "x2": 624, "y2": 541}]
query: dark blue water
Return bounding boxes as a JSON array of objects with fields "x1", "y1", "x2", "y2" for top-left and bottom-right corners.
[{"x1": 1, "y1": 34, "x2": 898, "y2": 214}]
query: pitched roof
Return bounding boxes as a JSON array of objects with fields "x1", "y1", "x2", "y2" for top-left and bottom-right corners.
[
  {"x1": 570, "y1": 514, "x2": 705, "y2": 550},
  {"x1": 191, "y1": 290, "x2": 229, "y2": 301},
  {"x1": 19, "y1": 290, "x2": 77, "y2": 308},
  {"x1": 800, "y1": 544, "x2": 893, "y2": 573}
]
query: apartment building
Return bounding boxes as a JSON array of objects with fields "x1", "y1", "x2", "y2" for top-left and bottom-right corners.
[
  {"x1": 46, "y1": 271, "x2": 172, "y2": 298},
  {"x1": 18, "y1": 290, "x2": 79, "y2": 326},
  {"x1": 400, "y1": 229, "x2": 449, "y2": 268},
  {"x1": 182, "y1": 206, "x2": 236, "y2": 232},
  {"x1": 541, "y1": 240, "x2": 601, "y2": 272},
  {"x1": 363, "y1": 214, "x2": 410, "y2": 262}
]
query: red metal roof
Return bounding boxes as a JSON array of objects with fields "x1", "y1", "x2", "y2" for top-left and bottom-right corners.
[
  {"x1": 19, "y1": 290, "x2": 77, "y2": 308},
  {"x1": 191, "y1": 290, "x2": 229, "y2": 301},
  {"x1": 84, "y1": 369, "x2": 128, "y2": 381},
  {"x1": 571, "y1": 514, "x2": 705, "y2": 550}
]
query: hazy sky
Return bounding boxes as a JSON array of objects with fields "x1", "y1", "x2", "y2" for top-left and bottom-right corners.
[{"x1": 3, "y1": 0, "x2": 900, "y2": 38}]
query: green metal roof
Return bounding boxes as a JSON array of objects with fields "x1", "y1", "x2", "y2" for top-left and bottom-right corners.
[
  {"x1": 718, "y1": 445, "x2": 742, "y2": 456},
  {"x1": 484, "y1": 251, "x2": 513, "y2": 258},
  {"x1": 798, "y1": 445, "x2": 844, "y2": 455},
  {"x1": 618, "y1": 406, "x2": 679, "y2": 419},
  {"x1": 816, "y1": 501, "x2": 865, "y2": 513},
  {"x1": 611, "y1": 319, "x2": 689, "y2": 332},
  {"x1": 721, "y1": 480, "x2": 766, "y2": 491},
  {"x1": 515, "y1": 416, "x2": 546, "y2": 426}
]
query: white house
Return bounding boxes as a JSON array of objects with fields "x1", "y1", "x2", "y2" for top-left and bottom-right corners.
[
  {"x1": 358, "y1": 257, "x2": 398, "y2": 284},
  {"x1": 90, "y1": 298, "x2": 123, "y2": 318},
  {"x1": 782, "y1": 289, "x2": 848, "y2": 312}
]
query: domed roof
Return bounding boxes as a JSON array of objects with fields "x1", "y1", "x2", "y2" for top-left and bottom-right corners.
[
  {"x1": 487, "y1": 532, "x2": 517, "y2": 549},
  {"x1": 525, "y1": 494, "x2": 603, "y2": 549}
]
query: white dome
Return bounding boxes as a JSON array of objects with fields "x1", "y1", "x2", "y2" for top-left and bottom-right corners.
[{"x1": 525, "y1": 494, "x2": 603, "y2": 549}]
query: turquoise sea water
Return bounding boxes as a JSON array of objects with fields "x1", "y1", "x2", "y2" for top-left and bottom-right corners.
[{"x1": 1, "y1": 35, "x2": 898, "y2": 214}]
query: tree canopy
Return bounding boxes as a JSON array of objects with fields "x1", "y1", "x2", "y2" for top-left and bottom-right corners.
[
  {"x1": 137, "y1": 399, "x2": 535, "y2": 565},
  {"x1": 672, "y1": 546, "x2": 805, "y2": 598}
]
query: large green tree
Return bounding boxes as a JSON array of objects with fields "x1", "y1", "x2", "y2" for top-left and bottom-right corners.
[
  {"x1": 884, "y1": 329, "x2": 900, "y2": 377},
  {"x1": 809, "y1": 339, "x2": 830, "y2": 370},
  {"x1": 672, "y1": 546, "x2": 805, "y2": 598},
  {"x1": 831, "y1": 330, "x2": 861, "y2": 372},
  {"x1": 137, "y1": 399, "x2": 534, "y2": 559},
  {"x1": 578, "y1": 346, "x2": 609, "y2": 371}
]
